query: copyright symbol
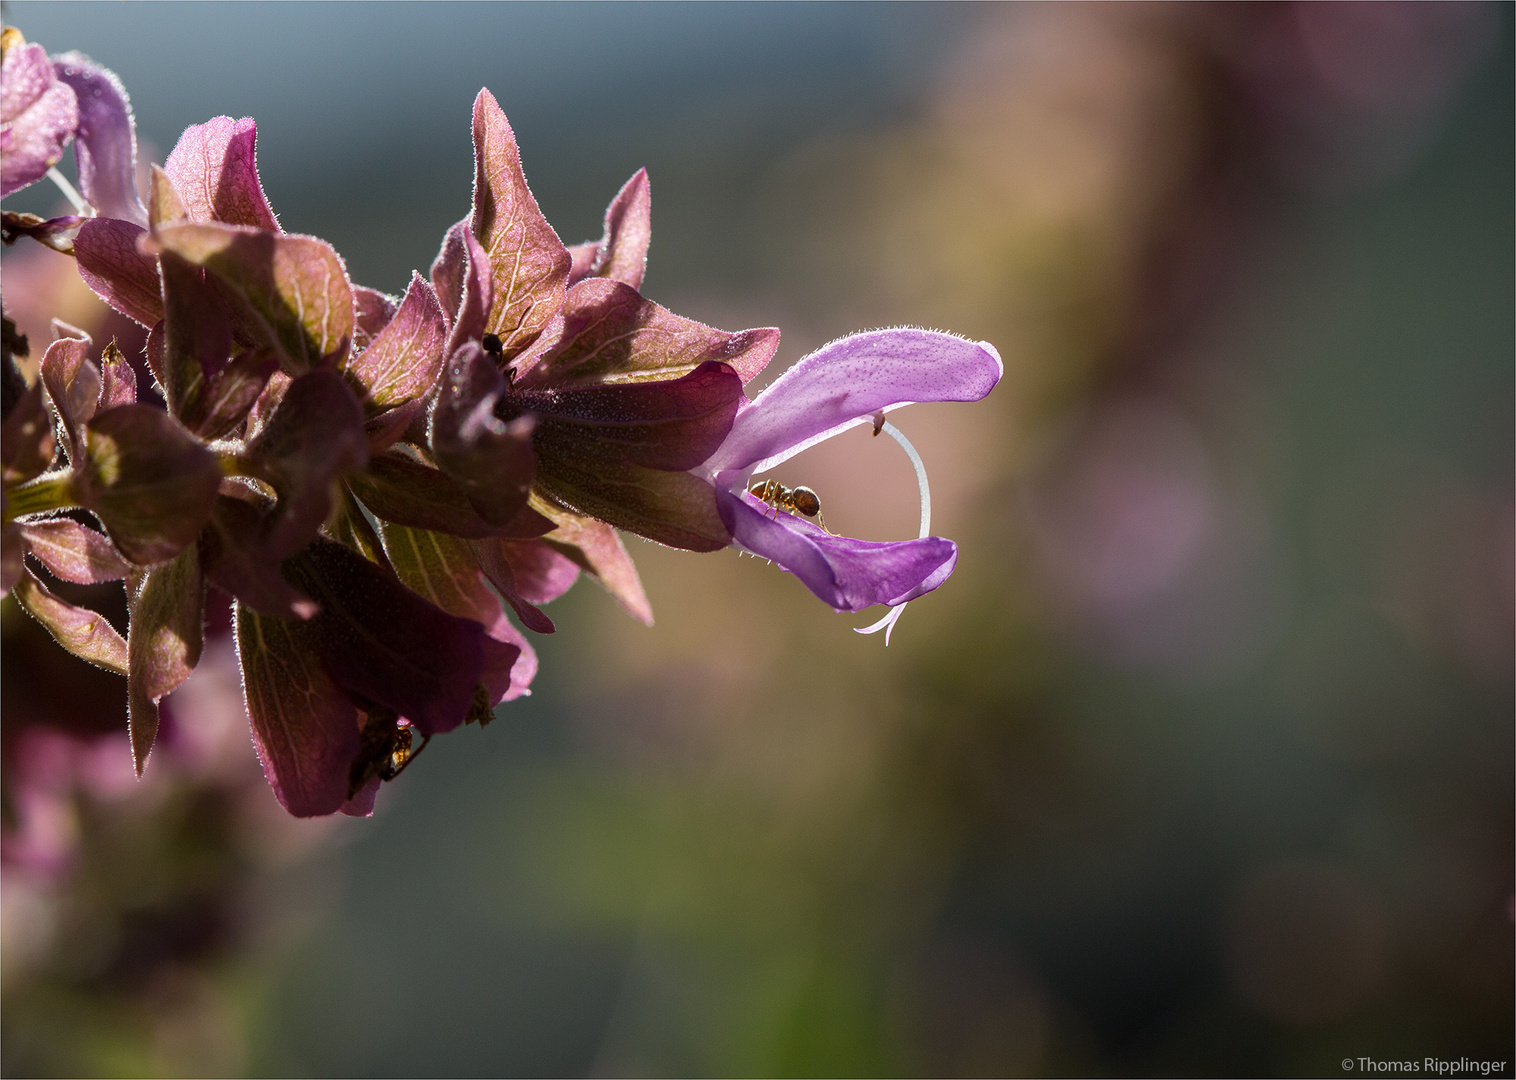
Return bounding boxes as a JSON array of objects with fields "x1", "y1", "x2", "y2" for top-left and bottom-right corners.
[{"x1": 1343, "y1": 1060, "x2": 1354, "y2": 1071}]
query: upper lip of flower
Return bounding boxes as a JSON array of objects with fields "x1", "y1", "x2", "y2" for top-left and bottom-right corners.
[
  {"x1": 697, "y1": 327, "x2": 1002, "y2": 614},
  {"x1": 701, "y1": 327, "x2": 1002, "y2": 482}
]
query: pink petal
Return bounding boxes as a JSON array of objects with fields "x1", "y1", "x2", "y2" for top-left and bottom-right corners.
[
  {"x1": 716, "y1": 486, "x2": 957, "y2": 612},
  {"x1": 52, "y1": 51, "x2": 145, "y2": 225},
  {"x1": 0, "y1": 42, "x2": 78, "y2": 198},
  {"x1": 704, "y1": 329, "x2": 1001, "y2": 477}
]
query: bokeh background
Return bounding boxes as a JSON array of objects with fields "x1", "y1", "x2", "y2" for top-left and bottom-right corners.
[{"x1": 2, "y1": 3, "x2": 1511, "y2": 1076}]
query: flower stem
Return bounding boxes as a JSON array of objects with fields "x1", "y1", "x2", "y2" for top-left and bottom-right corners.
[
  {"x1": 217, "y1": 451, "x2": 261, "y2": 480},
  {"x1": 3, "y1": 471, "x2": 76, "y2": 522}
]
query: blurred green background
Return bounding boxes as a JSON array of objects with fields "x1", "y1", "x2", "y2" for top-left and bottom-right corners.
[{"x1": 2, "y1": 3, "x2": 1511, "y2": 1076}]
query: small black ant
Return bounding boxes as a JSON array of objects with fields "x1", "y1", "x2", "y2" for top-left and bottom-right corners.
[{"x1": 748, "y1": 478, "x2": 828, "y2": 531}]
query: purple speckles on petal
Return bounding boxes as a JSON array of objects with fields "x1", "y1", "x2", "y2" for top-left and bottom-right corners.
[{"x1": 703, "y1": 328, "x2": 1001, "y2": 478}]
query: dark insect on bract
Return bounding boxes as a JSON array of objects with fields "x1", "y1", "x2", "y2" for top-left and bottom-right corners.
[
  {"x1": 481, "y1": 333, "x2": 514, "y2": 385},
  {"x1": 348, "y1": 705, "x2": 430, "y2": 799}
]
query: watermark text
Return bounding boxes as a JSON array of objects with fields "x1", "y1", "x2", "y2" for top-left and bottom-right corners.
[{"x1": 1341, "y1": 1059, "x2": 1510, "y2": 1076}]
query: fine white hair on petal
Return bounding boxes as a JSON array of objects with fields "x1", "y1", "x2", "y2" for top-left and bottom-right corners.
[
  {"x1": 855, "y1": 419, "x2": 931, "y2": 645},
  {"x1": 704, "y1": 328, "x2": 1001, "y2": 481},
  {"x1": 741, "y1": 326, "x2": 992, "y2": 475}
]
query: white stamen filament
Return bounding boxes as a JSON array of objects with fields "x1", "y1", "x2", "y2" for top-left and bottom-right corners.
[
  {"x1": 47, "y1": 167, "x2": 91, "y2": 216},
  {"x1": 856, "y1": 419, "x2": 930, "y2": 646}
]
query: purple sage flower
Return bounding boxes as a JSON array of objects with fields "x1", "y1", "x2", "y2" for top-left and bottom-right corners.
[
  {"x1": 1, "y1": 33, "x2": 148, "y2": 251},
  {"x1": 0, "y1": 30, "x2": 79, "y2": 199},
  {"x1": 698, "y1": 328, "x2": 1001, "y2": 637}
]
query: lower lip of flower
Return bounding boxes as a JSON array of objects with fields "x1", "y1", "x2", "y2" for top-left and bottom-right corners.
[{"x1": 730, "y1": 415, "x2": 937, "y2": 645}]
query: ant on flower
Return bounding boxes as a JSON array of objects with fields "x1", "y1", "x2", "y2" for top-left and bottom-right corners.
[{"x1": 748, "y1": 478, "x2": 828, "y2": 532}]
